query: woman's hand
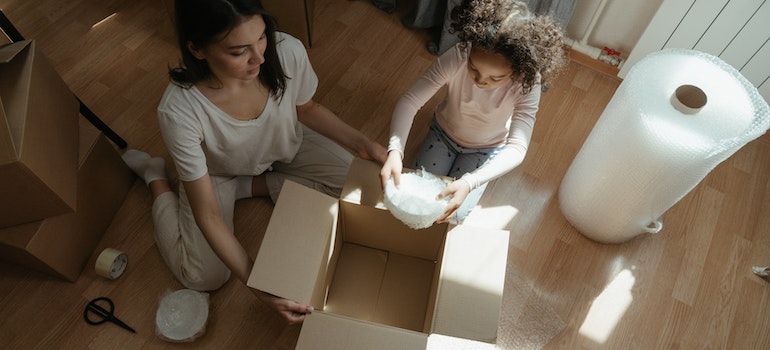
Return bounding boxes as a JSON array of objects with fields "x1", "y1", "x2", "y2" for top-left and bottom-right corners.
[
  {"x1": 296, "y1": 100, "x2": 387, "y2": 165},
  {"x1": 380, "y1": 151, "x2": 404, "y2": 189},
  {"x1": 253, "y1": 289, "x2": 313, "y2": 324},
  {"x1": 358, "y1": 140, "x2": 388, "y2": 165},
  {"x1": 436, "y1": 179, "x2": 471, "y2": 223}
]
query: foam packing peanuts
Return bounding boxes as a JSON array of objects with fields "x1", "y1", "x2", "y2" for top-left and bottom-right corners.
[
  {"x1": 248, "y1": 158, "x2": 510, "y2": 349},
  {"x1": 0, "y1": 124, "x2": 135, "y2": 281},
  {"x1": 0, "y1": 40, "x2": 80, "y2": 228}
]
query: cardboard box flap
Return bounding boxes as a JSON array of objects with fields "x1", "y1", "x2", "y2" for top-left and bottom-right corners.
[
  {"x1": 247, "y1": 180, "x2": 338, "y2": 306},
  {"x1": 0, "y1": 40, "x2": 33, "y2": 164},
  {"x1": 431, "y1": 224, "x2": 510, "y2": 342},
  {"x1": 0, "y1": 96, "x2": 15, "y2": 162},
  {"x1": 296, "y1": 311, "x2": 429, "y2": 350},
  {"x1": 341, "y1": 158, "x2": 387, "y2": 209},
  {"x1": 0, "y1": 220, "x2": 38, "y2": 246},
  {"x1": 0, "y1": 40, "x2": 30, "y2": 63},
  {"x1": 339, "y1": 201, "x2": 446, "y2": 260},
  {"x1": 427, "y1": 333, "x2": 500, "y2": 349}
]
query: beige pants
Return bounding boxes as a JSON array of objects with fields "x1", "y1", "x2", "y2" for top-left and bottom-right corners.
[{"x1": 152, "y1": 127, "x2": 352, "y2": 291}]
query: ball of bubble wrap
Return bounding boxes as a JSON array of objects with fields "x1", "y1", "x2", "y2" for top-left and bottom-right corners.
[
  {"x1": 384, "y1": 169, "x2": 449, "y2": 230},
  {"x1": 155, "y1": 289, "x2": 209, "y2": 342}
]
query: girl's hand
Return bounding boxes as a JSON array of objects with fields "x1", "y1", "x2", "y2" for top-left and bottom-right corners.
[
  {"x1": 380, "y1": 151, "x2": 404, "y2": 189},
  {"x1": 436, "y1": 179, "x2": 471, "y2": 223},
  {"x1": 253, "y1": 289, "x2": 313, "y2": 324}
]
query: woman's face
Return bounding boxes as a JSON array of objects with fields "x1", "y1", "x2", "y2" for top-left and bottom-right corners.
[
  {"x1": 467, "y1": 46, "x2": 513, "y2": 89},
  {"x1": 189, "y1": 15, "x2": 268, "y2": 83}
]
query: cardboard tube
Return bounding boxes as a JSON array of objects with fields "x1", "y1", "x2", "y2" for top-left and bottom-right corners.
[{"x1": 671, "y1": 84, "x2": 707, "y2": 114}]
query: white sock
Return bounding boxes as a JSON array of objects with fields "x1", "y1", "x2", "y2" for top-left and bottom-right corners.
[{"x1": 122, "y1": 149, "x2": 167, "y2": 185}]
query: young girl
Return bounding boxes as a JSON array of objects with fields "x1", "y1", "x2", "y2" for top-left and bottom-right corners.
[
  {"x1": 380, "y1": 0, "x2": 567, "y2": 224},
  {"x1": 123, "y1": 0, "x2": 386, "y2": 324}
]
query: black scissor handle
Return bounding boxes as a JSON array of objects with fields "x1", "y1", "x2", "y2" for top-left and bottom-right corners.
[
  {"x1": 84, "y1": 297, "x2": 114, "y2": 325},
  {"x1": 83, "y1": 297, "x2": 136, "y2": 333}
]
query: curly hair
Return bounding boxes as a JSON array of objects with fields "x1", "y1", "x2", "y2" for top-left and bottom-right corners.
[{"x1": 449, "y1": 0, "x2": 567, "y2": 94}]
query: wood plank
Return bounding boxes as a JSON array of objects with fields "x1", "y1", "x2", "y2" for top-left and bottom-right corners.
[{"x1": 1, "y1": 0, "x2": 769, "y2": 349}]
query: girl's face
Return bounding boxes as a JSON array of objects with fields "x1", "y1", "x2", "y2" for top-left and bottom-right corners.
[
  {"x1": 188, "y1": 15, "x2": 268, "y2": 83},
  {"x1": 467, "y1": 46, "x2": 513, "y2": 89}
]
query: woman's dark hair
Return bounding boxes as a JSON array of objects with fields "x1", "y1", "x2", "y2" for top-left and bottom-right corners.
[
  {"x1": 450, "y1": 0, "x2": 567, "y2": 94},
  {"x1": 169, "y1": 0, "x2": 287, "y2": 99}
]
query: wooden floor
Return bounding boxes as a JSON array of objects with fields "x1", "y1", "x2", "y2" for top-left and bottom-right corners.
[{"x1": 1, "y1": 0, "x2": 769, "y2": 349}]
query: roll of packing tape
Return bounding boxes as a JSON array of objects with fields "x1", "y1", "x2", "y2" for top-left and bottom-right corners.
[{"x1": 95, "y1": 248, "x2": 128, "y2": 279}]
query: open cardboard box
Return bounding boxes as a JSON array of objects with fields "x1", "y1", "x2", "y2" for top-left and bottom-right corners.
[
  {"x1": 0, "y1": 39, "x2": 80, "y2": 228},
  {"x1": 0, "y1": 123, "x2": 135, "y2": 281},
  {"x1": 248, "y1": 158, "x2": 509, "y2": 349}
]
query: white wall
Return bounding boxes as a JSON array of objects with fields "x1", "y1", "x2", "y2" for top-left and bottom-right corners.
[
  {"x1": 618, "y1": 0, "x2": 769, "y2": 102},
  {"x1": 566, "y1": 0, "x2": 663, "y2": 59}
]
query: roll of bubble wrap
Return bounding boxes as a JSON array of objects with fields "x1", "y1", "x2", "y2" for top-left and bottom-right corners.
[{"x1": 559, "y1": 49, "x2": 770, "y2": 243}]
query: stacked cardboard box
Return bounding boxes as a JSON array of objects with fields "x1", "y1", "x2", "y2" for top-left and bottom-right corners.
[
  {"x1": 0, "y1": 40, "x2": 135, "y2": 281},
  {"x1": 248, "y1": 159, "x2": 510, "y2": 348},
  {"x1": 0, "y1": 40, "x2": 79, "y2": 227},
  {"x1": 263, "y1": 0, "x2": 315, "y2": 48}
]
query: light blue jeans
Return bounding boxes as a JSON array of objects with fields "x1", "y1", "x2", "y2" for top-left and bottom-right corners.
[{"x1": 413, "y1": 118, "x2": 502, "y2": 223}]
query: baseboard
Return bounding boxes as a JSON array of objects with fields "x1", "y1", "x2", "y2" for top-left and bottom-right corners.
[{"x1": 568, "y1": 47, "x2": 622, "y2": 81}]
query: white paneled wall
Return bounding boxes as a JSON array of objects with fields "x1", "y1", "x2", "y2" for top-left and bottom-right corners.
[{"x1": 620, "y1": 0, "x2": 770, "y2": 103}]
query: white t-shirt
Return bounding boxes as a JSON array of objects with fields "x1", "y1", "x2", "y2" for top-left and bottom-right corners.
[{"x1": 158, "y1": 32, "x2": 318, "y2": 182}]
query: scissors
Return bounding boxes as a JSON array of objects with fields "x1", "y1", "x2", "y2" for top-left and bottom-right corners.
[{"x1": 83, "y1": 297, "x2": 136, "y2": 333}]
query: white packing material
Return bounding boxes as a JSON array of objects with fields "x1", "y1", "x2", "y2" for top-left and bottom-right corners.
[
  {"x1": 384, "y1": 169, "x2": 449, "y2": 230},
  {"x1": 559, "y1": 48, "x2": 770, "y2": 243},
  {"x1": 156, "y1": 289, "x2": 210, "y2": 342}
]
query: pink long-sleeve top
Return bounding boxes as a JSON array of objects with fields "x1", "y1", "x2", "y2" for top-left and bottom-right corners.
[{"x1": 388, "y1": 43, "x2": 541, "y2": 190}]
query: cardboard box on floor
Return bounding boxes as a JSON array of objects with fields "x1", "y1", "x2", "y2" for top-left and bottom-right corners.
[
  {"x1": 248, "y1": 159, "x2": 510, "y2": 349},
  {"x1": 0, "y1": 124, "x2": 135, "y2": 281},
  {"x1": 0, "y1": 40, "x2": 80, "y2": 228},
  {"x1": 263, "y1": 0, "x2": 315, "y2": 48}
]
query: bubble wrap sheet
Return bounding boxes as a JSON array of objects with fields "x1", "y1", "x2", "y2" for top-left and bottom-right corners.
[{"x1": 559, "y1": 49, "x2": 770, "y2": 243}]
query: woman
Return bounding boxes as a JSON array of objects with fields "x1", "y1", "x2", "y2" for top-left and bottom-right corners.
[{"x1": 123, "y1": 0, "x2": 386, "y2": 324}]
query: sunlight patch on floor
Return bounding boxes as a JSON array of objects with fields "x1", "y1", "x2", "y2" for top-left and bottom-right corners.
[
  {"x1": 465, "y1": 204, "x2": 519, "y2": 230},
  {"x1": 91, "y1": 13, "x2": 117, "y2": 29},
  {"x1": 578, "y1": 269, "x2": 635, "y2": 343}
]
